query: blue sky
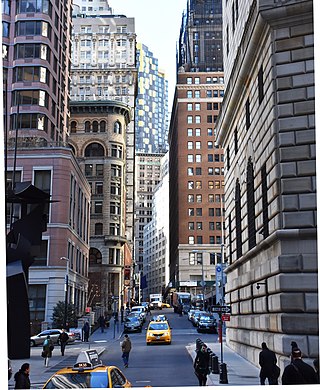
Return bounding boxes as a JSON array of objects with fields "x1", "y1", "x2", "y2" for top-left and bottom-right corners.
[{"x1": 112, "y1": 0, "x2": 187, "y2": 109}]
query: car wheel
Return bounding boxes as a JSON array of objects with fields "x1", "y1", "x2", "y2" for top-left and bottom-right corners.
[{"x1": 30, "y1": 340, "x2": 35, "y2": 347}]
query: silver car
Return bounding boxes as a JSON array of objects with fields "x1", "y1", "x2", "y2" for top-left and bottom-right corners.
[{"x1": 30, "y1": 329, "x2": 76, "y2": 347}]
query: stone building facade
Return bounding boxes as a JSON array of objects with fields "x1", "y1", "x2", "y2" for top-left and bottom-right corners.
[
  {"x1": 216, "y1": 0, "x2": 317, "y2": 368},
  {"x1": 69, "y1": 101, "x2": 132, "y2": 312}
]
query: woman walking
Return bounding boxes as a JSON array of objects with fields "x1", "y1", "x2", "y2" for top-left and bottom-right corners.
[
  {"x1": 194, "y1": 344, "x2": 210, "y2": 386},
  {"x1": 42, "y1": 335, "x2": 54, "y2": 367}
]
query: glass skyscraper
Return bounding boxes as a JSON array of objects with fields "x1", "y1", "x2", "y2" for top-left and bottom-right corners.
[{"x1": 135, "y1": 43, "x2": 169, "y2": 153}]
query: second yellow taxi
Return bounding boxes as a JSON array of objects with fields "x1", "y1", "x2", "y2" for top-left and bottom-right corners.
[{"x1": 146, "y1": 320, "x2": 172, "y2": 345}]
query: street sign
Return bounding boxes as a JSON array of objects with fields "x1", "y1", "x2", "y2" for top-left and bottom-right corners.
[
  {"x1": 211, "y1": 305, "x2": 231, "y2": 313},
  {"x1": 222, "y1": 314, "x2": 230, "y2": 322}
]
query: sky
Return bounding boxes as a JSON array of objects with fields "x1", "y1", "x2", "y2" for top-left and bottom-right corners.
[{"x1": 111, "y1": 0, "x2": 187, "y2": 109}]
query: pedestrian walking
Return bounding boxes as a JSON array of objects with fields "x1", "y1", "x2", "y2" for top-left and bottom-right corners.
[
  {"x1": 14, "y1": 363, "x2": 31, "y2": 389},
  {"x1": 82, "y1": 321, "x2": 90, "y2": 342},
  {"x1": 259, "y1": 342, "x2": 279, "y2": 385},
  {"x1": 282, "y1": 348, "x2": 318, "y2": 385},
  {"x1": 58, "y1": 329, "x2": 69, "y2": 356},
  {"x1": 121, "y1": 334, "x2": 132, "y2": 368},
  {"x1": 194, "y1": 344, "x2": 210, "y2": 386},
  {"x1": 98, "y1": 315, "x2": 106, "y2": 333},
  {"x1": 42, "y1": 336, "x2": 54, "y2": 367}
]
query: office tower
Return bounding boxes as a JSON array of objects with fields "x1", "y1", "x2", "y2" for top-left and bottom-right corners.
[
  {"x1": 3, "y1": 0, "x2": 90, "y2": 342},
  {"x1": 216, "y1": 0, "x2": 317, "y2": 366},
  {"x1": 70, "y1": 0, "x2": 137, "y2": 311},
  {"x1": 135, "y1": 43, "x2": 169, "y2": 153},
  {"x1": 168, "y1": 0, "x2": 224, "y2": 305}
]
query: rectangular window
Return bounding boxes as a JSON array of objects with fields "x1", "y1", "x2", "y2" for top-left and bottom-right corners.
[
  {"x1": 188, "y1": 154, "x2": 194, "y2": 163},
  {"x1": 207, "y1": 115, "x2": 213, "y2": 123},
  {"x1": 209, "y1": 208, "x2": 214, "y2": 216},
  {"x1": 188, "y1": 141, "x2": 193, "y2": 150},
  {"x1": 94, "y1": 201, "x2": 103, "y2": 214},
  {"x1": 188, "y1": 167, "x2": 194, "y2": 176},
  {"x1": 195, "y1": 154, "x2": 201, "y2": 163},
  {"x1": 195, "y1": 167, "x2": 202, "y2": 175},
  {"x1": 32, "y1": 240, "x2": 48, "y2": 266},
  {"x1": 207, "y1": 103, "x2": 212, "y2": 110},
  {"x1": 188, "y1": 236, "x2": 195, "y2": 244},
  {"x1": 196, "y1": 195, "x2": 202, "y2": 203},
  {"x1": 197, "y1": 236, "x2": 203, "y2": 244},
  {"x1": 197, "y1": 222, "x2": 202, "y2": 230},
  {"x1": 187, "y1": 116, "x2": 193, "y2": 124},
  {"x1": 246, "y1": 98, "x2": 251, "y2": 130},
  {"x1": 188, "y1": 208, "x2": 194, "y2": 216},
  {"x1": 208, "y1": 141, "x2": 213, "y2": 149},
  {"x1": 209, "y1": 236, "x2": 215, "y2": 244},
  {"x1": 195, "y1": 103, "x2": 200, "y2": 111},
  {"x1": 194, "y1": 77, "x2": 200, "y2": 84},
  {"x1": 188, "y1": 194, "x2": 194, "y2": 203},
  {"x1": 208, "y1": 194, "x2": 214, "y2": 203},
  {"x1": 195, "y1": 115, "x2": 201, "y2": 124},
  {"x1": 188, "y1": 181, "x2": 194, "y2": 189},
  {"x1": 195, "y1": 181, "x2": 202, "y2": 189},
  {"x1": 195, "y1": 141, "x2": 201, "y2": 149},
  {"x1": 194, "y1": 90, "x2": 200, "y2": 98},
  {"x1": 187, "y1": 103, "x2": 193, "y2": 111},
  {"x1": 209, "y1": 222, "x2": 215, "y2": 230},
  {"x1": 96, "y1": 164, "x2": 104, "y2": 176},
  {"x1": 187, "y1": 90, "x2": 193, "y2": 98},
  {"x1": 195, "y1": 128, "x2": 201, "y2": 136},
  {"x1": 188, "y1": 222, "x2": 194, "y2": 230},
  {"x1": 187, "y1": 77, "x2": 192, "y2": 84},
  {"x1": 188, "y1": 128, "x2": 193, "y2": 136},
  {"x1": 196, "y1": 208, "x2": 202, "y2": 216},
  {"x1": 258, "y1": 66, "x2": 264, "y2": 104}
]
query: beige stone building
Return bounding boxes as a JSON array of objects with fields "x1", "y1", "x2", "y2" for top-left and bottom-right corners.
[
  {"x1": 216, "y1": 0, "x2": 318, "y2": 369},
  {"x1": 69, "y1": 101, "x2": 132, "y2": 311}
]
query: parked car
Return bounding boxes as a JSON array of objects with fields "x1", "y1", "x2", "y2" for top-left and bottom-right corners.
[
  {"x1": 187, "y1": 309, "x2": 197, "y2": 321},
  {"x1": 30, "y1": 329, "x2": 76, "y2": 347},
  {"x1": 43, "y1": 350, "x2": 132, "y2": 388},
  {"x1": 126, "y1": 312, "x2": 143, "y2": 325},
  {"x1": 124, "y1": 317, "x2": 142, "y2": 333},
  {"x1": 197, "y1": 314, "x2": 217, "y2": 333}
]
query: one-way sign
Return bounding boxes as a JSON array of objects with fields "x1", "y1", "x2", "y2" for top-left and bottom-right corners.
[{"x1": 211, "y1": 305, "x2": 231, "y2": 313}]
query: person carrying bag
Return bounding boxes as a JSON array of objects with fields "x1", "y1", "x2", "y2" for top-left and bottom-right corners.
[{"x1": 42, "y1": 335, "x2": 54, "y2": 367}]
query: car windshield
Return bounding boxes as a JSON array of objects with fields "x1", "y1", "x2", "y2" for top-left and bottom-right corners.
[
  {"x1": 200, "y1": 316, "x2": 214, "y2": 321},
  {"x1": 44, "y1": 372, "x2": 109, "y2": 388},
  {"x1": 148, "y1": 323, "x2": 168, "y2": 331},
  {"x1": 126, "y1": 318, "x2": 139, "y2": 324}
]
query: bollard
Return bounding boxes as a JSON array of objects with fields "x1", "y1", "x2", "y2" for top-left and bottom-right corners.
[
  {"x1": 219, "y1": 363, "x2": 228, "y2": 384},
  {"x1": 211, "y1": 354, "x2": 219, "y2": 374}
]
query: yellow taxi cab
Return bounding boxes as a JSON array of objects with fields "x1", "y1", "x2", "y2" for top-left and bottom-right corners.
[
  {"x1": 161, "y1": 302, "x2": 171, "y2": 308},
  {"x1": 146, "y1": 320, "x2": 172, "y2": 345},
  {"x1": 43, "y1": 350, "x2": 132, "y2": 388}
]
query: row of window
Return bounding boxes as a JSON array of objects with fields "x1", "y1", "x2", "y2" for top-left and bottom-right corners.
[
  {"x1": 188, "y1": 252, "x2": 222, "y2": 266},
  {"x1": 187, "y1": 115, "x2": 221, "y2": 124},
  {"x1": 186, "y1": 76, "x2": 224, "y2": 85},
  {"x1": 188, "y1": 236, "x2": 223, "y2": 245},
  {"x1": 187, "y1": 194, "x2": 225, "y2": 209},
  {"x1": 16, "y1": 0, "x2": 52, "y2": 15},
  {"x1": 71, "y1": 120, "x2": 122, "y2": 134},
  {"x1": 188, "y1": 221, "x2": 224, "y2": 230},
  {"x1": 82, "y1": 142, "x2": 123, "y2": 159},
  {"x1": 188, "y1": 202, "x2": 225, "y2": 216},
  {"x1": 187, "y1": 128, "x2": 217, "y2": 137},
  {"x1": 79, "y1": 25, "x2": 128, "y2": 34}
]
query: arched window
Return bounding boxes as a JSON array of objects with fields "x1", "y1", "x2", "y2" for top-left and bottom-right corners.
[
  {"x1": 89, "y1": 248, "x2": 102, "y2": 264},
  {"x1": 84, "y1": 143, "x2": 104, "y2": 157},
  {"x1": 92, "y1": 121, "x2": 99, "y2": 132},
  {"x1": 100, "y1": 120, "x2": 106, "y2": 132},
  {"x1": 85, "y1": 121, "x2": 91, "y2": 133},
  {"x1": 95, "y1": 223, "x2": 103, "y2": 235},
  {"x1": 114, "y1": 121, "x2": 121, "y2": 134},
  {"x1": 70, "y1": 121, "x2": 77, "y2": 133}
]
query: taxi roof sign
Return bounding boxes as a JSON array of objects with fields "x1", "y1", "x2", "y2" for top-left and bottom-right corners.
[{"x1": 74, "y1": 350, "x2": 103, "y2": 370}]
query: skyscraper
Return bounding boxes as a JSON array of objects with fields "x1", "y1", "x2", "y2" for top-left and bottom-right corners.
[
  {"x1": 135, "y1": 43, "x2": 169, "y2": 153},
  {"x1": 169, "y1": 0, "x2": 224, "y2": 304}
]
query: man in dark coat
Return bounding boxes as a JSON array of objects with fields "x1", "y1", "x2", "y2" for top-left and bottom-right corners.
[
  {"x1": 58, "y1": 329, "x2": 69, "y2": 356},
  {"x1": 282, "y1": 348, "x2": 318, "y2": 385},
  {"x1": 194, "y1": 344, "x2": 210, "y2": 386},
  {"x1": 82, "y1": 321, "x2": 90, "y2": 342},
  {"x1": 259, "y1": 342, "x2": 278, "y2": 385},
  {"x1": 14, "y1": 363, "x2": 31, "y2": 389}
]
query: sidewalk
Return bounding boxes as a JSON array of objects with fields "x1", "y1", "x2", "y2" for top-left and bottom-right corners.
[
  {"x1": 8, "y1": 322, "x2": 124, "y2": 389},
  {"x1": 186, "y1": 338, "x2": 260, "y2": 386}
]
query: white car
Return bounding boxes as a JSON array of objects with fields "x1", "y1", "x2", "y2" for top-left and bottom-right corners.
[
  {"x1": 30, "y1": 329, "x2": 76, "y2": 347},
  {"x1": 150, "y1": 300, "x2": 162, "y2": 310},
  {"x1": 130, "y1": 306, "x2": 147, "y2": 322}
]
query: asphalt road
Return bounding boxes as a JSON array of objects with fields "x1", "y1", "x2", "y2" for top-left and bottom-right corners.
[{"x1": 101, "y1": 308, "x2": 219, "y2": 387}]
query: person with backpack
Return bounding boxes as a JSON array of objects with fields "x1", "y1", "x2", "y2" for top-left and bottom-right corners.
[
  {"x1": 282, "y1": 348, "x2": 318, "y2": 385},
  {"x1": 42, "y1": 335, "x2": 54, "y2": 367}
]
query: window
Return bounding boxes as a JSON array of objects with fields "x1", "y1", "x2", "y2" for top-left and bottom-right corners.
[
  {"x1": 95, "y1": 223, "x2": 103, "y2": 235},
  {"x1": 13, "y1": 66, "x2": 48, "y2": 83},
  {"x1": 207, "y1": 128, "x2": 213, "y2": 136},
  {"x1": 95, "y1": 182, "x2": 103, "y2": 194},
  {"x1": 195, "y1": 167, "x2": 202, "y2": 175},
  {"x1": 85, "y1": 164, "x2": 93, "y2": 176},
  {"x1": 187, "y1": 90, "x2": 193, "y2": 98},
  {"x1": 194, "y1": 77, "x2": 200, "y2": 84},
  {"x1": 111, "y1": 144, "x2": 123, "y2": 159},
  {"x1": 247, "y1": 158, "x2": 256, "y2": 249},
  {"x1": 195, "y1": 128, "x2": 201, "y2": 136},
  {"x1": 187, "y1": 128, "x2": 193, "y2": 136},
  {"x1": 110, "y1": 223, "x2": 120, "y2": 236},
  {"x1": 195, "y1": 115, "x2": 201, "y2": 124},
  {"x1": 208, "y1": 141, "x2": 213, "y2": 149},
  {"x1": 195, "y1": 154, "x2": 201, "y2": 163},
  {"x1": 207, "y1": 115, "x2": 213, "y2": 123},
  {"x1": 32, "y1": 240, "x2": 48, "y2": 266},
  {"x1": 209, "y1": 208, "x2": 214, "y2": 216},
  {"x1": 187, "y1": 154, "x2": 194, "y2": 163},
  {"x1": 195, "y1": 90, "x2": 200, "y2": 98},
  {"x1": 85, "y1": 143, "x2": 104, "y2": 157},
  {"x1": 188, "y1": 167, "x2": 194, "y2": 176},
  {"x1": 208, "y1": 194, "x2": 214, "y2": 203},
  {"x1": 188, "y1": 222, "x2": 195, "y2": 230},
  {"x1": 94, "y1": 201, "x2": 103, "y2": 214},
  {"x1": 196, "y1": 208, "x2": 202, "y2": 216},
  {"x1": 188, "y1": 208, "x2": 194, "y2": 216},
  {"x1": 187, "y1": 77, "x2": 192, "y2": 84},
  {"x1": 261, "y1": 164, "x2": 269, "y2": 238},
  {"x1": 209, "y1": 222, "x2": 215, "y2": 230},
  {"x1": 207, "y1": 103, "x2": 212, "y2": 110},
  {"x1": 195, "y1": 181, "x2": 202, "y2": 189},
  {"x1": 188, "y1": 181, "x2": 194, "y2": 189},
  {"x1": 111, "y1": 165, "x2": 121, "y2": 177},
  {"x1": 110, "y1": 202, "x2": 121, "y2": 215},
  {"x1": 209, "y1": 236, "x2": 215, "y2": 244},
  {"x1": 188, "y1": 236, "x2": 195, "y2": 244},
  {"x1": 258, "y1": 66, "x2": 264, "y2": 104},
  {"x1": 195, "y1": 103, "x2": 200, "y2": 111},
  {"x1": 235, "y1": 180, "x2": 242, "y2": 258},
  {"x1": 100, "y1": 121, "x2": 106, "y2": 132},
  {"x1": 188, "y1": 141, "x2": 193, "y2": 150},
  {"x1": 215, "y1": 154, "x2": 220, "y2": 162},
  {"x1": 187, "y1": 116, "x2": 193, "y2": 124},
  {"x1": 13, "y1": 90, "x2": 48, "y2": 108},
  {"x1": 208, "y1": 181, "x2": 214, "y2": 189},
  {"x1": 246, "y1": 98, "x2": 250, "y2": 130},
  {"x1": 207, "y1": 90, "x2": 212, "y2": 98},
  {"x1": 189, "y1": 252, "x2": 196, "y2": 265},
  {"x1": 197, "y1": 222, "x2": 202, "y2": 230},
  {"x1": 114, "y1": 121, "x2": 122, "y2": 134},
  {"x1": 188, "y1": 194, "x2": 194, "y2": 203},
  {"x1": 208, "y1": 167, "x2": 214, "y2": 175},
  {"x1": 187, "y1": 103, "x2": 193, "y2": 111},
  {"x1": 197, "y1": 236, "x2": 203, "y2": 244},
  {"x1": 196, "y1": 195, "x2": 202, "y2": 203},
  {"x1": 195, "y1": 141, "x2": 201, "y2": 149},
  {"x1": 96, "y1": 164, "x2": 104, "y2": 176},
  {"x1": 234, "y1": 128, "x2": 238, "y2": 154}
]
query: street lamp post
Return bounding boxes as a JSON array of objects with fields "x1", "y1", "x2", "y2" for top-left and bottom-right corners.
[
  {"x1": 60, "y1": 257, "x2": 69, "y2": 329},
  {"x1": 201, "y1": 254, "x2": 205, "y2": 309}
]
